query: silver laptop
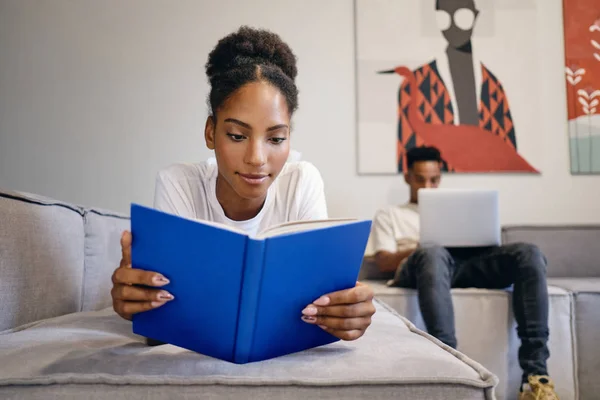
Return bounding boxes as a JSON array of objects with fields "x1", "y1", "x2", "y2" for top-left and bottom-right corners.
[{"x1": 418, "y1": 188, "x2": 501, "y2": 247}]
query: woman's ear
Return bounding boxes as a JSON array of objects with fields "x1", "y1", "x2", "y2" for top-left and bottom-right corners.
[{"x1": 205, "y1": 116, "x2": 216, "y2": 150}]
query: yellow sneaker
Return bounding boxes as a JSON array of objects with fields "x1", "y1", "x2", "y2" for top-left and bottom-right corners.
[{"x1": 519, "y1": 375, "x2": 560, "y2": 400}]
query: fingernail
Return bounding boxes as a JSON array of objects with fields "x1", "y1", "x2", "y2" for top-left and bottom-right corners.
[
  {"x1": 153, "y1": 275, "x2": 170, "y2": 285},
  {"x1": 313, "y1": 296, "x2": 330, "y2": 306},
  {"x1": 158, "y1": 292, "x2": 174, "y2": 301},
  {"x1": 318, "y1": 325, "x2": 327, "y2": 330},
  {"x1": 301, "y1": 306, "x2": 317, "y2": 316},
  {"x1": 301, "y1": 316, "x2": 317, "y2": 324},
  {"x1": 150, "y1": 301, "x2": 164, "y2": 307}
]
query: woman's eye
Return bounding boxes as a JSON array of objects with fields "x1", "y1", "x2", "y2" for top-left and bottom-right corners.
[
  {"x1": 269, "y1": 137, "x2": 286, "y2": 144},
  {"x1": 226, "y1": 133, "x2": 245, "y2": 142}
]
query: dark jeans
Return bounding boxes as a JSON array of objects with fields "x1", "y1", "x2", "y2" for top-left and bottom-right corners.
[{"x1": 396, "y1": 243, "x2": 550, "y2": 382}]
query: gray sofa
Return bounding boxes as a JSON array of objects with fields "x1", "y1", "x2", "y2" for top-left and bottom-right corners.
[
  {"x1": 0, "y1": 188, "x2": 499, "y2": 400},
  {"x1": 360, "y1": 225, "x2": 600, "y2": 400}
]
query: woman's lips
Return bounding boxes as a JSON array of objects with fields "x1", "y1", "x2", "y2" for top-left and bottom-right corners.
[{"x1": 237, "y1": 173, "x2": 269, "y2": 185}]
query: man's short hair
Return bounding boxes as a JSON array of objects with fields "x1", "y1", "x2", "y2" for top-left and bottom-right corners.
[{"x1": 406, "y1": 146, "x2": 442, "y2": 169}]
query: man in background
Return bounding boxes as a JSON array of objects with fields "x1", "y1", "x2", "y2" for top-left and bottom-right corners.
[{"x1": 370, "y1": 146, "x2": 558, "y2": 400}]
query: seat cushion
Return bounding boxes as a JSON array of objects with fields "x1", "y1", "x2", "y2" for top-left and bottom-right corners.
[
  {"x1": 82, "y1": 208, "x2": 130, "y2": 311},
  {"x1": 547, "y1": 277, "x2": 600, "y2": 293},
  {"x1": 367, "y1": 280, "x2": 575, "y2": 400},
  {"x1": 0, "y1": 189, "x2": 84, "y2": 332},
  {"x1": 548, "y1": 278, "x2": 600, "y2": 400},
  {"x1": 0, "y1": 300, "x2": 498, "y2": 400}
]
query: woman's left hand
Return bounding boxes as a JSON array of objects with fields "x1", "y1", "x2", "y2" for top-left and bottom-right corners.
[{"x1": 301, "y1": 282, "x2": 376, "y2": 341}]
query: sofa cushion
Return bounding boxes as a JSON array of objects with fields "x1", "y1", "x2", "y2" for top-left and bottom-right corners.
[
  {"x1": 82, "y1": 209, "x2": 130, "y2": 311},
  {"x1": 502, "y1": 225, "x2": 600, "y2": 277},
  {"x1": 0, "y1": 300, "x2": 498, "y2": 400},
  {"x1": 547, "y1": 278, "x2": 600, "y2": 400},
  {"x1": 0, "y1": 189, "x2": 85, "y2": 332},
  {"x1": 367, "y1": 280, "x2": 575, "y2": 400},
  {"x1": 547, "y1": 277, "x2": 600, "y2": 293}
]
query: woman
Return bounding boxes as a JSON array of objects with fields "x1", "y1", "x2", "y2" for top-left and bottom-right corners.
[{"x1": 111, "y1": 26, "x2": 375, "y2": 342}]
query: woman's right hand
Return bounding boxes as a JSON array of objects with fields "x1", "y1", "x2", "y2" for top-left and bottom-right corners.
[{"x1": 111, "y1": 231, "x2": 174, "y2": 321}]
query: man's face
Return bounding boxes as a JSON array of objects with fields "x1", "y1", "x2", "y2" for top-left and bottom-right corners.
[
  {"x1": 436, "y1": 0, "x2": 479, "y2": 49},
  {"x1": 405, "y1": 161, "x2": 442, "y2": 203}
]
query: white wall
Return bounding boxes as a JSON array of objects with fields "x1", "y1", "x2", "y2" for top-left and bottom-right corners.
[{"x1": 0, "y1": 0, "x2": 598, "y2": 224}]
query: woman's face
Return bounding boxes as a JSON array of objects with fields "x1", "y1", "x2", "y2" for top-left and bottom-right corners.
[{"x1": 205, "y1": 81, "x2": 291, "y2": 203}]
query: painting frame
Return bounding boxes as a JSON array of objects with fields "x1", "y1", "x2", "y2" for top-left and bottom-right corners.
[{"x1": 354, "y1": 0, "x2": 542, "y2": 176}]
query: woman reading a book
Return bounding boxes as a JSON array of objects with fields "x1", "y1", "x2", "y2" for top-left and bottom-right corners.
[{"x1": 110, "y1": 26, "x2": 376, "y2": 342}]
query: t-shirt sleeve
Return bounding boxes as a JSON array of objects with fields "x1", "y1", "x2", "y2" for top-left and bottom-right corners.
[
  {"x1": 297, "y1": 162, "x2": 328, "y2": 220},
  {"x1": 371, "y1": 208, "x2": 397, "y2": 254},
  {"x1": 153, "y1": 169, "x2": 195, "y2": 218}
]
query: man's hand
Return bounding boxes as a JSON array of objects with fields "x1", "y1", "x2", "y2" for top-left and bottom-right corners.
[
  {"x1": 301, "y1": 282, "x2": 376, "y2": 341},
  {"x1": 375, "y1": 241, "x2": 418, "y2": 273},
  {"x1": 111, "y1": 231, "x2": 174, "y2": 320}
]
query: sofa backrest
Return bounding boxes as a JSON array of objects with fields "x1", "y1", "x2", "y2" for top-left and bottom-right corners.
[
  {"x1": 502, "y1": 225, "x2": 600, "y2": 278},
  {"x1": 0, "y1": 188, "x2": 129, "y2": 332},
  {"x1": 0, "y1": 190, "x2": 85, "y2": 331}
]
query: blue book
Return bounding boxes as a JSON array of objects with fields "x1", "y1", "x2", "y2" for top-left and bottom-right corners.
[{"x1": 130, "y1": 203, "x2": 372, "y2": 364}]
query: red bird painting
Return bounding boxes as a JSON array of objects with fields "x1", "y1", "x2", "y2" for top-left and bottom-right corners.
[{"x1": 380, "y1": 67, "x2": 539, "y2": 173}]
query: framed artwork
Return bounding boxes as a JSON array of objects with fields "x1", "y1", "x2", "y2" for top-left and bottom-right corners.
[
  {"x1": 563, "y1": 0, "x2": 600, "y2": 174},
  {"x1": 355, "y1": 0, "x2": 541, "y2": 174}
]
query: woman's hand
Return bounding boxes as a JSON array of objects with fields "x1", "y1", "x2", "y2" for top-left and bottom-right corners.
[
  {"x1": 111, "y1": 231, "x2": 174, "y2": 321},
  {"x1": 301, "y1": 282, "x2": 375, "y2": 341}
]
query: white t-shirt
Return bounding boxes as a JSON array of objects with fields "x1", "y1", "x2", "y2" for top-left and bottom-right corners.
[
  {"x1": 369, "y1": 203, "x2": 420, "y2": 255},
  {"x1": 153, "y1": 159, "x2": 328, "y2": 236}
]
